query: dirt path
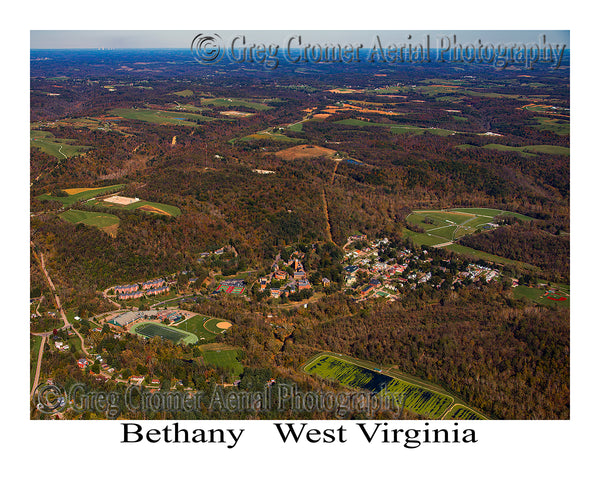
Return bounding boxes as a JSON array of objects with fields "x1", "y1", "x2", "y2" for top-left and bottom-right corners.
[
  {"x1": 321, "y1": 188, "x2": 334, "y2": 244},
  {"x1": 30, "y1": 335, "x2": 47, "y2": 398},
  {"x1": 101, "y1": 287, "x2": 121, "y2": 308},
  {"x1": 31, "y1": 241, "x2": 91, "y2": 357}
]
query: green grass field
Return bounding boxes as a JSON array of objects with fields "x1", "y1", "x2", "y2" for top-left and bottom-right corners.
[
  {"x1": 200, "y1": 346, "x2": 243, "y2": 377},
  {"x1": 513, "y1": 284, "x2": 570, "y2": 307},
  {"x1": 175, "y1": 315, "x2": 218, "y2": 342},
  {"x1": 37, "y1": 184, "x2": 126, "y2": 206},
  {"x1": 442, "y1": 243, "x2": 539, "y2": 271},
  {"x1": 110, "y1": 108, "x2": 216, "y2": 126},
  {"x1": 87, "y1": 198, "x2": 181, "y2": 217},
  {"x1": 532, "y1": 117, "x2": 570, "y2": 136},
  {"x1": 31, "y1": 130, "x2": 91, "y2": 158},
  {"x1": 406, "y1": 208, "x2": 535, "y2": 244},
  {"x1": 131, "y1": 322, "x2": 198, "y2": 345},
  {"x1": 334, "y1": 118, "x2": 456, "y2": 136},
  {"x1": 30, "y1": 335, "x2": 43, "y2": 389},
  {"x1": 458, "y1": 143, "x2": 569, "y2": 156},
  {"x1": 200, "y1": 97, "x2": 275, "y2": 110},
  {"x1": 172, "y1": 89, "x2": 194, "y2": 97},
  {"x1": 303, "y1": 353, "x2": 487, "y2": 419},
  {"x1": 233, "y1": 131, "x2": 305, "y2": 143},
  {"x1": 59, "y1": 209, "x2": 120, "y2": 230}
]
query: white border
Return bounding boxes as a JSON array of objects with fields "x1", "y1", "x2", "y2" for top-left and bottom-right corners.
[{"x1": 5, "y1": 1, "x2": 597, "y2": 477}]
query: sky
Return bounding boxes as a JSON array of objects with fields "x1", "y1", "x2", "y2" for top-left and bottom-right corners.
[{"x1": 30, "y1": 30, "x2": 570, "y2": 50}]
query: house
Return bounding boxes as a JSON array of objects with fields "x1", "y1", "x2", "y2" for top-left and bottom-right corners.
[
  {"x1": 259, "y1": 277, "x2": 268, "y2": 290},
  {"x1": 142, "y1": 279, "x2": 165, "y2": 290},
  {"x1": 298, "y1": 279, "x2": 311, "y2": 290},
  {"x1": 293, "y1": 270, "x2": 306, "y2": 280},
  {"x1": 146, "y1": 285, "x2": 170, "y2": 296},
  {"x1": 360, "y1": 284, "x2": 375, "y2": 296},
  {"x1": 77, "y1": 358, "x2": 89, "y2": 369},
  {"x1": 114, "y1": 284, "x2": 140, "y2": 294},
  {"x1": 321, "y1": 277, "x2": 331, "y2": 287},
  {"x1": 270, "y1": 288, "x2": 282, "y2": 298},
  {"x1": 119, "y1": 290, "x2": 144, "y2": 300},
  {"x1": 274, "y1": 270, "x2": 287, "y2": 280}
]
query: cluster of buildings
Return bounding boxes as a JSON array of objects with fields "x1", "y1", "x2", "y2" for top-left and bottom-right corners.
[
  {"x1": 342, "y1": 234, "x2": 502, "y2": 301},
  {"x1": 113, "y1": 278, "x2": 168, "y2": 300},
  {"x1": 261, "y1": 254, "x2": 313, "y2": 298}
]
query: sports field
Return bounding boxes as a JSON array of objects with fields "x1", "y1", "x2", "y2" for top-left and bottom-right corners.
[
  {"x1": 198, "y1": 344, "x2": 244, "y2": 377},
  {"x1": 216, "y1": 283, "x2": 246, "y2": 294},
  {"x1": 304, "y1": 353, "x2": 487, "y2": 419},
  {"x1": 31, "y1": 130, "x2": 91, "y2": 158},
  {"x1": 59, "y1": 209, "x2": 120, "y2": 236},
  {"x1": 175, "y1": 315, "x2": 218, "y2": 342},
  {"x1": 38, "y1": 184, "x2": 126, "y2": 206},
  {"x1": 87, "y1": 198, "x2": 181, "y2": 217},
  {"x1": 405, "y1": 208, "x2": 535, "y2": 245},
  {"x1": 513, "y1": 283, "x2": 570, "y2": 307},
  {"x1": 131, "y1": 322, "x2": 198, "y2": 345}
]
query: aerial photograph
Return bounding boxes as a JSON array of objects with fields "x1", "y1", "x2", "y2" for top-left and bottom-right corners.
[{"x1": 29, "y1": 30, "x2": 570, "y2": 422}]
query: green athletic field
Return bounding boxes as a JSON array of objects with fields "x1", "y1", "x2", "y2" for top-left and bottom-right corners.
[
  {"x1": 59, "y1": 209, "x2": 120, "y2": 229},
  {"x1": 201, "y1": 347, "x2": 244, "y2": 377},
  {"x1": 175, "y1": 315, "x2": 218, "y2": 342},
  {"x1": 37, "y1": 184, "x2": 126, "y2": 206},
  {"x1": 513, "y1": 284, "x2": 570, "y2": 307},
  {"x1": 86, "y1": 198, "x2": 181, "y2": 217},
  {"x1": 131, "y1": 322, "x2": 198, "y2": 345}
]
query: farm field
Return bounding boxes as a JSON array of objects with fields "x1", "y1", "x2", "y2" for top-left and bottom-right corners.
[
  {"x1": 303, "y1": 353, "x2": 484, "y2": 419},
  {"x1": 172, "y1": 89, "x2": 194, "y2": 97},
  {"x1": 37, "y1": 184, "x2": 125, "y2": 205},
  {"x1": 532, "y1": 116, "x2": 570, "y2": 135},
  {"x1": 513, "y1": 283, "x2": 570, "y2": 307},
  {"x1": 233, "y1": 130, "x2": 304, "y2": 143},
  {"x1": 334, "y1": 118, "x2": 456, "y2": 136},
  {"x1": 31, "y1": 130, "x2": 91, "y2": 158},
  {"x1": 274, "y1": 144, "x2": 337, "y2": 160},
  {"x1": 200, "y1": 97, "x2": 275, "y2": 110},
  {"x1": 406, "y1": 208, "x2": 535, "y2": 244},
  {"x1": 131, "y1": 321, "x2": 198, "y2": 345},
  {"x1": 446, "y1": 404, "x2": 486, "y2": 420},
  {"x1": 109, "y1": 108, "x2": 216, "y2": 126},
  {"x1": 58, "y1": 209, "x2": 120, "y2": 236},
  {"x1": 458, "y1": 143, "x2": 570, "y2": 156}
]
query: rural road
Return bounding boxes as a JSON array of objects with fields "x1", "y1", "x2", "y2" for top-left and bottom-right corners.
[{"x1": 30, "y1": 336, "x2": 47, "y2": 399}]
